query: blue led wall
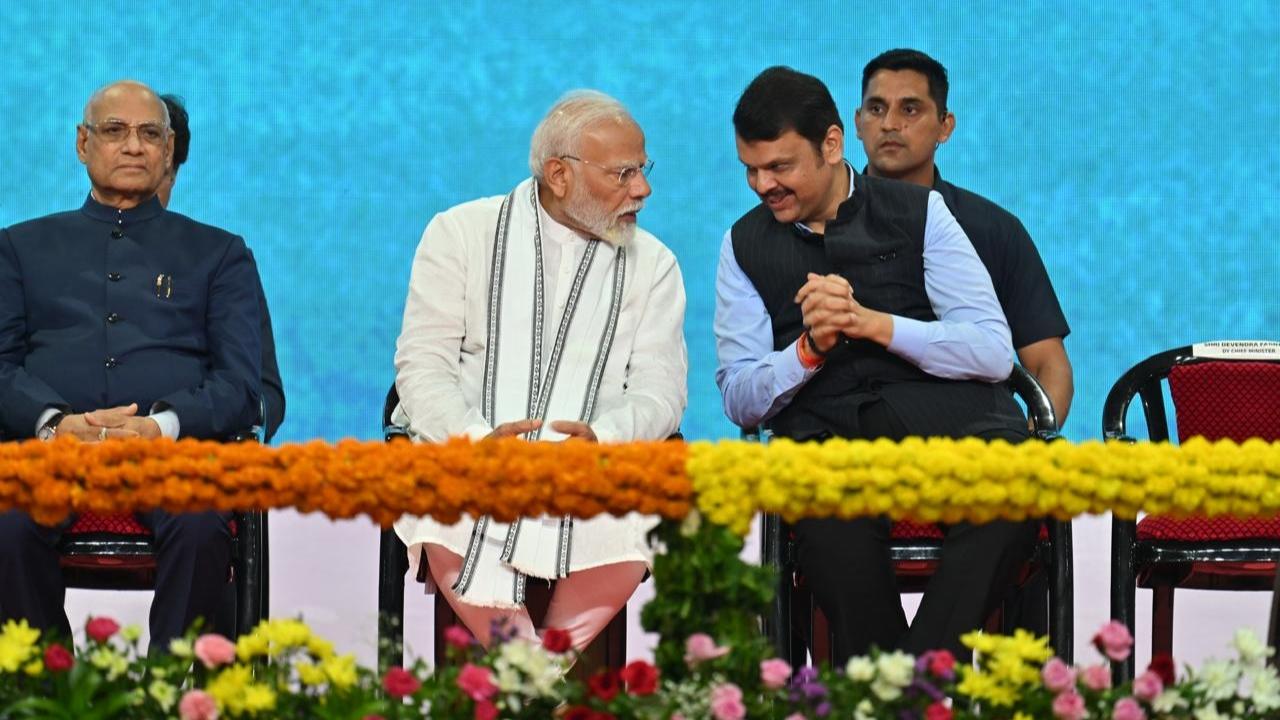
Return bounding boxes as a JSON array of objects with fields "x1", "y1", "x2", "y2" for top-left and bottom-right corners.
[{"x1": 4, "y1": 2, "x2": 1277, "y2": 442}]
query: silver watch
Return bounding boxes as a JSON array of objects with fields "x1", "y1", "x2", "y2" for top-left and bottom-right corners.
[{"x1": 37, "y1": 412, "x2": 67, "y2": 441}]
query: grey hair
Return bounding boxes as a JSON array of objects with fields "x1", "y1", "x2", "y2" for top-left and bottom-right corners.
[
  {"x1": 528, "y1": 90, "x2": 635, "y2": 179},
  {"x1": 82, "y1": 80, "x2": 170, "y2": 127}
]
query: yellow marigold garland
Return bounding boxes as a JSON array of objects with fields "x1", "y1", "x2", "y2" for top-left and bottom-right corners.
[
  {"x1": 2, "y1": 435, "x2": 1280, "y2": 534},
  {"x1": 688, "y1": 436, "x2": 1280, "y2": 534}
]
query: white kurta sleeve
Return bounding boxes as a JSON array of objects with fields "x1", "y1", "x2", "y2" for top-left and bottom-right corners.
[
  {"x1": 589, "y1": 245, "x2": 688, "y2": 443},
  {"x1": 394, "y1": 211, "x2": 492, "y2": 441}
]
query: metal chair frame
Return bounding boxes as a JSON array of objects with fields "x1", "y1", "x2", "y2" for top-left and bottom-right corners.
[
  {"x1": 1103, "y1": 342, "x2": 1280, "y2": 681},
  {"x1": 760, "y1": 365, "x2": 1075, "y2": 666},
  {"x1": 55, "y1": 430, "x2": 269, "y2": 638}
]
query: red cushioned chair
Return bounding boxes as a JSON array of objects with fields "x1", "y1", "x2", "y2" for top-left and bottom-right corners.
[
  {"x1": 57, "y1": 429, "x2": 269, "y2": 638},
  {"x1": 377, "y1": 384, "x2": 628, "y2": 673},
  {"x1": 760, "y1": 364, "x2": 1074, "y2": 667},
  {"x1": 1104, "y1": 341, "x2": 1280, "y2": 681}
]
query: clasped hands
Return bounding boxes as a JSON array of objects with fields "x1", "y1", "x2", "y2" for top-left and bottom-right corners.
[
  {"x1": 795, "y1": 272, "x2": 893, "y2": 353},
  {"x1": 56, "y1": 403, "x2": 162, "y2": 442},
  {"x1": 484, "y1": 419, "x2": 597, "y2": 442}
]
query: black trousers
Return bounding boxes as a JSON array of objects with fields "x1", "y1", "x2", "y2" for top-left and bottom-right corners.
[
  {"x1": 0, "y1": 510, "x2": 232, "y2": 649},
  {"x1": 791, "y1": 397, "x2": 1039, "y2": 664}
]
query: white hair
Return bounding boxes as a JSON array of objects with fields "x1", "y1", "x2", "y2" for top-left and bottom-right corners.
[
  {"x1": 82, "y1": 80, "x2": 169, "y2": 127},
  {"x1": 528, "y1": 90, "x2": 635, "y2": 179}
]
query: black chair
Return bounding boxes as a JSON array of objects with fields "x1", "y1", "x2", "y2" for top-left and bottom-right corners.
[
  {"x1": 377, "y1": 384, "x2": 627, "y2": 672},
  {"x1": 1104, "y1": 341, "x2": 1280, "y2": 682},
  {"x1": 760, "y1": 364, "x2": 1074, "y2": 666},
  {"x1": 56, "y1": 429, "x2": 269, "y2": 638}
]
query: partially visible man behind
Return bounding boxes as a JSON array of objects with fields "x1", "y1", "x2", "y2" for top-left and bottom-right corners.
[
  {"x1": 854, "y1": 49, "x2": 1073, "y2": 422},
  {"x1": 0, "y1": 80, "x2": 262, "y2": 648},
  {"x1": 393, "y1": 91, "x2": 687, "y2": 652},
  {"x1": 157, "y1": 93, "x2": 286, "y2": 441}
]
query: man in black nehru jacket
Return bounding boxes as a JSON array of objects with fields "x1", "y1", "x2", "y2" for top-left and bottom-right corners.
[
  {"x1": 714, "y1": 66, "x2": 1038, "y2": 662},
  {"x1": 0, "y1": 80, "x2": 261, "y2": 649}
]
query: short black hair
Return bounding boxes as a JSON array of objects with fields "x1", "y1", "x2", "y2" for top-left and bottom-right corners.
[
  {"x1": 733, "y1": 66, "x2": 842, "y2": 150},
  {"x1": 160, "y1": 94, "x2": 189, "y2": 170},
  {"x1": 861, "y1": 49, "x2": 950, "y2": 117}
]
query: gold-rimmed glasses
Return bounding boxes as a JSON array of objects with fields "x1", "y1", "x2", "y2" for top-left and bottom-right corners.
[{"x1": 560, "y1": 155, "x2": 654, "y2": 186}]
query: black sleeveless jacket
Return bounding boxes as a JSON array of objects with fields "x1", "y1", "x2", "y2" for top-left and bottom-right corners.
[{"x1": 730, "y1": 173, "x2": 1025, "y2": 441}]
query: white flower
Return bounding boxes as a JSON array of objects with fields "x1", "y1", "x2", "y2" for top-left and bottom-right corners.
[
  {"x1": 1232, "y1": 628, "x2": 1271, "y2": 665},
  {"x1": 854, "y1": 699, "x2": 876, "y2": 720},
  {"x1": 493, "y1": 639, "x2": 565, "y2": 697},
  {"x1": 1196, "y1": 659, "x2": 1241, "y2": 701},
  {"x1": 1193, "y1": 705, "x2": 1225, "y2": 720},
  {"x1": 845, "y1": 656, "x2": 875, "y2": 682},
  {"x1": 870, "y1": 677, "x2": 903, "y2": 701},
  {"x1": 1152, "y1": 689, "x2": 1189, "y2": 713},
  {"x1": 875, "y1": 651, "x2": 915, "y2": 687},
  {"x1": 1245, "y1": 666, "x2": 1280, "y2": 710},
  {"x1": 148, "y1": 680, "x2": 177, "y2": 711}
]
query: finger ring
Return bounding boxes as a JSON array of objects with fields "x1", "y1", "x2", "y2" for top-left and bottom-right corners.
[{"x1": 99, "y1": 427, "x2": 108, "y2": 441}]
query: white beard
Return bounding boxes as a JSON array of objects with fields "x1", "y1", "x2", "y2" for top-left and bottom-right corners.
[{"x1": 563, "y1": 182, "x2": 639, "y2": 247}]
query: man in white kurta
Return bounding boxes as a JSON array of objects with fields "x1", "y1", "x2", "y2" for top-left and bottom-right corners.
[{"x1": 393, "y1": 91, "x2": 688, "y2": 650}]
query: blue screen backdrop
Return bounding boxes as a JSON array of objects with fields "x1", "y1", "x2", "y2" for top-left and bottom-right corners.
[
  {"x1": 2, "y1": 2, "x2": 1277, "y2": 442},
  {"x1": 3, "y1": 0, "x2": 1280, "y2": 668}
]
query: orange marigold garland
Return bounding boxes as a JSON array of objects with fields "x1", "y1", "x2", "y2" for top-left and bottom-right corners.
[{"x1": 0, "y1": 437, "x2": 691, "y2": 526}]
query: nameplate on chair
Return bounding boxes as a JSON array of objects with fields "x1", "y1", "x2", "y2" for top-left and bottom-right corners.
[{"x1": 1191, "y1": 340, "x2": 1280, "y2": 360}]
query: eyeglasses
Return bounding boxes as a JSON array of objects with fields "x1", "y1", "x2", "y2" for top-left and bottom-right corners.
[
  {"x1": 83, "y1": 121, "x2": 170, "y2": 146},
  {"x1": 560, "y1": 155, "x2": 654, "y2": 187}
]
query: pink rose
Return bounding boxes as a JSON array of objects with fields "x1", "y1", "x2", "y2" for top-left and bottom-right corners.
[
  {"x1": 178, "y1": 690, "x2": 219, "y2": 720},
  {"x1": 925, "y1": 702, "x2": 953, "y2": 720},
  {"x1": 1112, "y1": 697, "x2": 1146, "y2": 720},
  {"x1": 1081, "y1": 664, "x2": 1112, "y2": 691},
  {"x1": 456, "y1": 663, "x2": 498, "y2": 702},
  {"x1": 709, "y1": 683, "x2": 745, "y2": 720},
  {"x1": 1132, "y1": 670, "x2": 1164, "y2": 702},
  {"x1": 1093, "y1": 620, "x2": 1134, "y2": 662},
  {"x1": 193, "y1": 634, "x2": 237, "y2": 669},
  {"x1": 926, "y1": 649, "x2": 957, "y2": 678},
  {"x1": 85, "y1": 616, "x2": 120, "y2": 643},
  {"x1": 785, "y1": 715, "x2": 806, "y2": 720},
  {"x1": 760, "y1": 658, "x2": 792, "y2": 689},
  {"x1": 1052, "y1": 690, "x2": 1087, "y2": 720},
  {"x1": 684, "y1": 633, "x2": 730, "y2": 666},
  {"x1": 1041, "y1": 658, "x2": 1077, "y2": 693},
  {"x1": 444, "y1": 625, "x2": 474, "y2": 650}
]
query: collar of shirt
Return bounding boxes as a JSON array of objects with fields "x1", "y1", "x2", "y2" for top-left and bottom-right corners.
[
  {"x1": 793, "y1": 160, "x2": 857, "y2": 237},
  {"x1": 80, "y1": 192, "x2": 165, "y2": 224}
]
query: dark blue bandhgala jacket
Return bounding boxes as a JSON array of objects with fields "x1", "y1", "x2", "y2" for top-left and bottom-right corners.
[{"x1": 0, "y1": 195, "x2": 262, "y2": 439}]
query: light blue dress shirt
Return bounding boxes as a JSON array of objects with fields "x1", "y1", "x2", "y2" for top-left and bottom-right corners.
[{"x1": 714, "y1": 170, "x2": 1013, "y2": 430}]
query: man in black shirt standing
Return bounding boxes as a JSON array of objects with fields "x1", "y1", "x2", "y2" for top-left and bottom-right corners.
[{"x1": 854, "y1": 49, "x2": 1073, "y2": 423}]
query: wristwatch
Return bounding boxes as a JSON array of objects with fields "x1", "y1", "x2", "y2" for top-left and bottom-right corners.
[{"x1": 37, "y1": 412, "x2": 67, "y2": 441}]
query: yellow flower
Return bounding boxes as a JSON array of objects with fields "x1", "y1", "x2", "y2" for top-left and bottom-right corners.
[
  {"x1": 242, "y1": 684, "x2": 277, "y2": 713},
  {"x1": 321, "y1": 654, "x2": 358, "y2": 689},
  {"x1": 297, "y1": 661, "x2": 327, "y2": 687},
  {"x1": 22, "y1": 659, "x2": 42, "y2": 677}
]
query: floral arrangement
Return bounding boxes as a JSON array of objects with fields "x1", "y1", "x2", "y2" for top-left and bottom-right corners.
[
  {"x1": 4, "y1": 611, "x2": 1277, "y2": 718},
  {"x1": 4, "y1": 435, "x2": 1280, "y2": 534}
]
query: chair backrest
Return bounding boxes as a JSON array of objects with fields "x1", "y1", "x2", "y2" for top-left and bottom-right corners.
[
  {"x1": 1102, "y1": 341, "x2": 1280, "y2": 442},
  {"x1": 383, "y1": 383, "x2": 409, "y2": 441},
  {"x1": 1006, "y1": 364, "x2": 1058, "y2": 437}
]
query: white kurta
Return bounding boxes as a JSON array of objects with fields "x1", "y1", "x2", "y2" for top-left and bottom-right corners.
[{"x1": 392, "y1": 179, "x2": 688, "y2": 608}]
